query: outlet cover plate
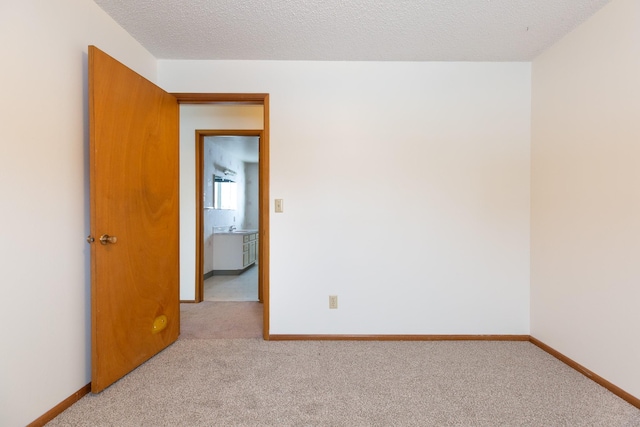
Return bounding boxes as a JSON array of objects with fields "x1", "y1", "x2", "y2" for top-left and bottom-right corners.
[{"x1": 329, "y1": 295, "x2": 338, "y2": 309}]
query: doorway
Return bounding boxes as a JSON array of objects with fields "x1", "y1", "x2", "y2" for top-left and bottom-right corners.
[
  {"x1": 174, "y1": 93, "x2": 270, "y2": 340},
  {"x1": 197, "y1": 131, "x2": 262, "y2": 303}
]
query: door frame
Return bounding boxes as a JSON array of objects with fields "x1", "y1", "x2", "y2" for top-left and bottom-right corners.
[
  {"x1": 196, "y1": 129, "x2": 264, "y2": 301},
  {"x1": 173, "y1": 93, "x2": 270, "y2": 340}
]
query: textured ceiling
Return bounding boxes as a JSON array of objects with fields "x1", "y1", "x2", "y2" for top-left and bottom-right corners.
[{"x1": 93, "y1": 0, "x2": 611, "y2": 61}]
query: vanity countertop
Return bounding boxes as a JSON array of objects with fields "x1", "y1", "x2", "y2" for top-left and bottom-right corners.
[{"x1": 213, "y1": 229, "x2": 258, "y2": 235}]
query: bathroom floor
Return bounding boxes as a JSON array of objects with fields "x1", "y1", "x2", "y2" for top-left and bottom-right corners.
[{"x1": 203, "y1": 265, "x2": 258, "y2": 301}]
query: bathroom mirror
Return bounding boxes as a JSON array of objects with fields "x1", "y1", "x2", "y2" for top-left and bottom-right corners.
[{"x1": 213, "y1": 175, "x2": 238, "y2": 210}]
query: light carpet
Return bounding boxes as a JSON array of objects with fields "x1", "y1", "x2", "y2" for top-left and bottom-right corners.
[
  {"x1": 180, "y1": 302, "x2": 262, "y2": 339},
  {"x1": 47, "y1": 339, "x2": 640, "y2": 426}
]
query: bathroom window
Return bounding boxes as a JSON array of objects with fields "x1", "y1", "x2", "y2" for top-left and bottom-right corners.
[{"x1": 213, "y1": 176, "x2": 237, "y2": 210}]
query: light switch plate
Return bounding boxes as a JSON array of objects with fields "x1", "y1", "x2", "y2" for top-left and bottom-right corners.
[{"x1": 275, "y1": 199, "x2": 284, "y2": 213}]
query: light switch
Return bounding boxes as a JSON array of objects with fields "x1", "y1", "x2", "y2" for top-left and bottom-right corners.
[{"x1": 275, "y1": 199, "x2": 284, "y2": 213}]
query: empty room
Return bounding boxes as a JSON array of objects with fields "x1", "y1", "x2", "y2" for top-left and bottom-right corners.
[{"x1": 1, "y1": 0, "x2": 639, "y2": 425}]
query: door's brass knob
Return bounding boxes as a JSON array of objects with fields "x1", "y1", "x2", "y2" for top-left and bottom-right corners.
[
  {"x1": 87, "y1": 235, "x2": 95, "y2": 243},
  {"x1": 99, "y1": 234, "x2": 118, "y2": 245}
]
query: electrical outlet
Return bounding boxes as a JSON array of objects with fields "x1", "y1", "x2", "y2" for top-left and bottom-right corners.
[{"x1": 329, "y1": 295, "x2": 338, "y2": 309}]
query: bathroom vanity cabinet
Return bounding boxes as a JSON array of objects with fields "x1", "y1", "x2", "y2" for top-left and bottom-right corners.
[{"x1": 212, "y1": 231, "x2": 258, "y2": 275}]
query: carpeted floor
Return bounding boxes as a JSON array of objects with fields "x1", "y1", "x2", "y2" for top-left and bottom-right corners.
[
  {"x1": 180, "y1": 301, "x2": 262, "y2": 339},
  {"x1": 48, "y1": 337, "x2": 640, "y2": 426}
]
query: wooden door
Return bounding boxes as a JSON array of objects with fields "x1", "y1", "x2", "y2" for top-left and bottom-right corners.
[{"x1": 88, "y1": 46, "x2": 179, "y2": 393}]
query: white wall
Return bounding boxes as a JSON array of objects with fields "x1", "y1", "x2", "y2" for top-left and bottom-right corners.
[
  {"x1": 531, "y1": 0, "x2": 640, "y2": 398},
  {"x1": 0, "y1": 1, "x2": 157, "y2": 426},
  {"x1": 160, "y1": 60, "x2": 532, "y2": 335},
  {"x1": 244, "y1": 163, "x2": 260, "y2": 230},
  {"x1": 179, "y1": 105, "x2": 263, "y2": 300}
]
